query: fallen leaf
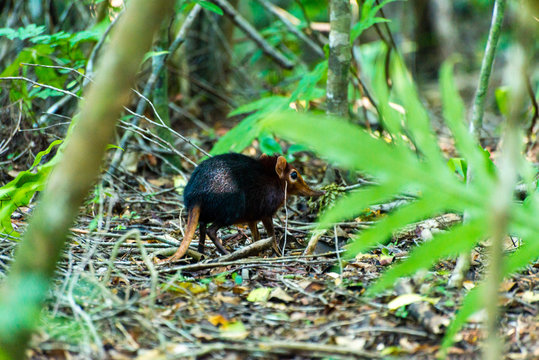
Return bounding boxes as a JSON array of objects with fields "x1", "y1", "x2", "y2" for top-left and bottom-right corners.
[
  {"x1": 190, "y1": 325, "x2": 214, "y2": 340},
  {"x1": 214, "y1": 292, "x2": 241, "y2": 305},
  {"x1": 167, "y1": 281, "x2": 207, "y2": 295},
  {"x1": 135, "y1": 349, "x2": 165, "y2": 360},
  {"x1": 520, "y1": 291, "x2": 539, "y2": 303},
  {"x1": 379, "y1": 254, "x2": 394, "y2": 266},
  {"x1": 334, "y1": 336, "x2": 366, "y2": 350},
  {"x1": 247, "y1": 287, "x2": 272, "y2": 302},
  {"x1": 462, "y1": 281, "x2": 476, "y2": 290},
  {"x1": 220, "y1": 321, "x2": 249, "y2": 340},
  {"x1": 207, "y1": 314, "x2": 228, "y2": 326},
  {"x1": 269, "y1": 287, "x2": 294, "y2": 303},
  {"x1": 499, "y1": 280, "x2": 516, "y2": 292},
  {"x1": 388, "y1": 293, "x2": 439, "y2": 310}
]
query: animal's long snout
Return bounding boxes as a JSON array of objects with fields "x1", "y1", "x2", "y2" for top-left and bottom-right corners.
[{"x1": 295, "y1": 179, "x2": 325, "y2": 197}]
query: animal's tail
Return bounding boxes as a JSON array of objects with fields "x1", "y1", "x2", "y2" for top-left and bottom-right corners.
[{"x1": 168, "y1": 204, "x2": 200, "y2": 261}]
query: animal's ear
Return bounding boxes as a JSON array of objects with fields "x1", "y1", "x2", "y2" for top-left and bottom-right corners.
[
  {"x1": 260, "y1": 153, "x2": 269, "y2": 159},
  {"x1": 275, "y1": 156, "x2": 287, "y2": 178}
]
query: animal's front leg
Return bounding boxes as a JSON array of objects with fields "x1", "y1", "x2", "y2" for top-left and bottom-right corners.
[{"x1": 262, "y1": 217, "x2": 281, "y2": 256}]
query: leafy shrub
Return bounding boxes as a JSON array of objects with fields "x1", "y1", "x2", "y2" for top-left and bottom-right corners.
[{"x1": 263, "y1": 54, "x2": 539, "y2": 349}]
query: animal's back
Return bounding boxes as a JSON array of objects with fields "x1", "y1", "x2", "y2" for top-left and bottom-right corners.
[{"x1": 184, "y1": 154, "x2": 282, "y2": 225}]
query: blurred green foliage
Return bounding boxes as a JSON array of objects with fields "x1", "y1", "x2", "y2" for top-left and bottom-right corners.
[{"x1": 263, "y1": 53, "x2": 539, "y2": 351}]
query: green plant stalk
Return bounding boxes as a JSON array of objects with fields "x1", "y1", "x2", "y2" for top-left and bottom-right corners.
[
  {"x1": 451, "y1": 0, "x2": 507, "y2": 289},
  {"x1": 469, "y1": 0, "x2": 506, "y2": 134},
  {"x1": 0, "y1": 1, "x2": 174, "y2": 358},
  {"x1": 483, "y1": 10, "x2": 529, "y2": 357}
]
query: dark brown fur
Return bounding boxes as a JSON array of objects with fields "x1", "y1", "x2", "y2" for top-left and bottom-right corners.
[{"x1": 165, "y1": 153, "x2": 323, "y2": 261}]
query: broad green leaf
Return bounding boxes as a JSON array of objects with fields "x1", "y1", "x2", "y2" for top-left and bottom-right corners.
[
  {"x1": 366, "y1": 219, "x2": 486, "y2": 296},
  {"x1": 210, "y1": 116, "x2": 261, "y2": 155},
  {"x1": 259, "y1": 134, "x2": 282, "y2": 155},
  {"x1": 263, "y1": 111, "x2": 418, "y2": 182},
  {"x1": 317, "y1": 180, "x2": 403, "y2": 229},
  {"x1": 290, "y1": 61, "x2": 327, "y2": 102},
  {"x1": 440, "y1": 285, "x2": 482, "y2": 354},
  {"x1": 0, "y1": 140, "x2": 63, "y2": 236},
  {"x1": 228, "y1": 96, "x2": 288, "y2": 117},
  {"x1": 219, "y1": 321, "x2": 248, "y2": 340},
  {"x1": 372, "y1": 49, "x2": 406, "y2": 141},
  {"x1": 392, "y1": 56, "x2": 447, "y2": 169},
  {"x1": 440, "y1": 61, "x2": 492, "y2": 183},
  {"x1": 345, "y1": 192, "x2": 462, "y2": 260},
  {"x1": 441, "y1": 232, "x2": 539, "y2": 353}
]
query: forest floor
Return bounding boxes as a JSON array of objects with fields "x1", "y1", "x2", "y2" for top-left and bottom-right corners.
[{"x1": 2, "y1": 129, "x2": 537, "y2": 360}]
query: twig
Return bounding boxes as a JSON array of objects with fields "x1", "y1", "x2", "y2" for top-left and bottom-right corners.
[
  {"x1": 103, "y1": 229, "x2": 158, "y2": 309},
  {"x1": 525, "y1": 76, "x2": 538, "y2": 148},
  {"x1": 208, "y1": 0, "x2": 294, "y2": 70},
  {"x1": 280, "y1": 276, "x2": 328, "y2": 305},
  {"x1": 0, "y1": 100, "x2": 22, "y2": 155},
  {"x1": 0, "y1": 76, "x2": 82, "y2": 99},
  {"x1": 256, "y1": 0, "x2": 324, "y2": 58},
  {"x1": 86, "y1": 10, "x2": 123, "y2": 83}
]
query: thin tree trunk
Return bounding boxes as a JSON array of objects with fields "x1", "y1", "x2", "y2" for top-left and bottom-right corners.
[
  {"x1": 326, "y1": 0, "x2": 351, "y2": 117},
  {"x1": 305, "y1": 0, "x2": 352, "y2": 255}
]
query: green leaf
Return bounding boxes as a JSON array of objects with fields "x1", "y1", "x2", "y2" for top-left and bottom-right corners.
[
  {"x1": 440, "y1": 285, "x2": 482, "y2": 354},
  {"x1": 219, "y1": 321, "x2": 248, "y2": 340},
  {"x1": 317, "y1": 180, "x2": 403, "y2": 229},
  {"x1": 105, "y1": 144, "x2": 124, "y2": 151},
  {"x1": 228, "y1": 96, "x2": 288, "y2": 117},
  {"x1": 441, "y1": 232, "x2": 539, "y2": 353},
  {"x1": 0, "y1": 24, "x2": 46, "y2": 41},
  {"x1": 392, "y1": 55, "x2": 447, "y2": 168},
  {"x1": 263, "y1": 111, "x2": 418, "y2": 182},
  {"x1": 196, "y1": 0, "x2": 224, "y2": 15},
  {"x1": 495, "y1": 86, "x2": 510, "y2": 117},
  {"x1": 366, "y1": 219, "x2": 486, "y2": 296},
  {"x1": 0, "y1": 140, "x2": 63, "y2": 236},
  {"x1": 345, "y1": 192, "x2": 462, "y2": 260},
  {"x1": 259, "y1": 134, "x2": 283, "y2": 155},
  {"x1": 440, "y1": 60, "x2": 491, "y2": 183},
  {"x1": 142, "y1": 50, "x2": 169, "y2": 64},
  {"x1": 211, "y1": 96, "x2": 289, "y2": 154},
  {"x1": 290, "y1": 61, "x2": 328, "y2": 102},
  {"x1": 447, "y1": 158, "x2": 467, "y2": 180},
  {"x1": 210, "y1": 116, "x2": 261, "y2": 155}
]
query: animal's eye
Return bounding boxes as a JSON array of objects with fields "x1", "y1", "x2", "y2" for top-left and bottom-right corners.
[{"x1": 290, "y1": 171, "x2": 298, "y2": 180}]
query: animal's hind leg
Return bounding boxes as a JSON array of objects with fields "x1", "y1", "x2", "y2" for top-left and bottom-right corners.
[
  {"x1": 248, "y1": 221, "x2": 260, "y2": 242},
  {"x1": 206, "y1": 224, "x2": 229, "y2": 254},
  {"x1": 198, "y1": 222, "x2": 207, "y2": 254}
]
